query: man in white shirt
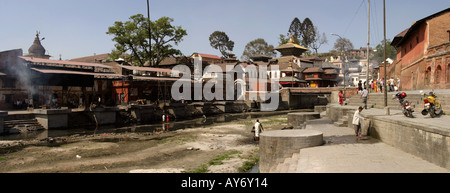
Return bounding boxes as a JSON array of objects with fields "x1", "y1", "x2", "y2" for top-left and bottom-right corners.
[
  {"x1": 254, "y1": 119, "x2": 264, "y2": 142},
  {"x1": 353, "y1": 106, "x2": 367, "y2": 138},
  {"x1": 360, "y1": 87, "x2": 369, "y2": 109}
]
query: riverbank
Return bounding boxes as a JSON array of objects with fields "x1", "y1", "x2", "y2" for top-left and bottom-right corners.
[{"x1": 0, "y1": 112, "x2": 291, "y2": 173}]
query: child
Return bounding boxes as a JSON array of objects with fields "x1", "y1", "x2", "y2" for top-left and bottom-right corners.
[{"x1": 352, "y1": 106, "x2": 367, "y2": 138}]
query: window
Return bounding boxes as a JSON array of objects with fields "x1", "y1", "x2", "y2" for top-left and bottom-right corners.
[
  {"x1": 435, "y1": 65, "x2": 442, "y2": 84},
  {"x1": 447, "y1": 64, "x2": 450, "y2": 83},
  {"x1": 2, "y1": 78, "x2": 15, "y2": 88},
  {"x1": 425, "y1": 67, "x2": 431, "y2": 85},
  {"x1": 4, "y1": 94, "x2": 12, "y2": 104}
]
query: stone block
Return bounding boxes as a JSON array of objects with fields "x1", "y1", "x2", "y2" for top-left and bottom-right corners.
[
  {"x1": 259, "y1": 130, "x2": 323, "y2": 173},
  {"x1": 287, "y1": 112, "x2": 321, "y2": 128},
  {"x1": 34, "y1": 109, "x2": 71, "y2": 129}
]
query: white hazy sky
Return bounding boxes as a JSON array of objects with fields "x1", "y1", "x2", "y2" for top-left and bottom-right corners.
[{"x1": 0, "y1": 0, "x2": 449, "y2": 60}]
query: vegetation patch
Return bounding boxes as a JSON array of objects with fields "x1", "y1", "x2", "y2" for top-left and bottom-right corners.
[{"x1": 184, "y1": 150, "x2": 242, "y2": 173}]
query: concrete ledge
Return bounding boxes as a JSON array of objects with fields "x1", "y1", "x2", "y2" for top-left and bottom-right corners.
[
  {"x1": 287, "y1": 112, "x2": 320, "y2": 128},
  {"x1": 259, "y1": 130, "x2": 323, "y2": 173}
]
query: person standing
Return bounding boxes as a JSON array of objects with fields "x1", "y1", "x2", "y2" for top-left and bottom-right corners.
[
  {"x1": 360, "y1": 87, "x2": 369, "y2": 109},
  {"x1": 357, "y1": 80, "x2": 363, "y2": 94},
  {"x1": 254, "y1": 119, "x2": 264, "y2": 142},
  {"x1": 338, "y1": 90, "x2": 344, "y2": 106},
  {"x1": 352, "y1": 106, "x2": 367, "y2": 138}
]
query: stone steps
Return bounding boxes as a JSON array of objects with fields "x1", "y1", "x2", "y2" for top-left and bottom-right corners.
[
  {"x1": 333, "y1": 115, "x2": 349, "y2": 127},
  {"x1": 3, "y1": 119, "x2": 44, "y2": 134},
  {"x1": 345, "y1": 93, "x2": 449, "y2": 113},
  {"x1": 270, "y1": 152, "x2": 301, "y2": 173}
]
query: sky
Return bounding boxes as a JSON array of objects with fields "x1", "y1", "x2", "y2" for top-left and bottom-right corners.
[{"x1": 0, "y1": 0, "x2": 449, "y2": 60}]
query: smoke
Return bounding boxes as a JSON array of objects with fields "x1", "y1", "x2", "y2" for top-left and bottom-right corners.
[
  {"x1": 14, "y1": 58, "x2": 38, "y2": 97},
  {"x1": 1, "y1": 50, "x2": 37, "y2": 98}
]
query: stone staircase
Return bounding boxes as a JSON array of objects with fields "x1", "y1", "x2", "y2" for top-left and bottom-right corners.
[
  {"x1": 269, "y1": 152, "x2": 301, "y2": 173},
  {"x1": 345, "y1": 91, "x2": 450, "y2": 114},
  {"x1": 333, "y1": 115, "x2": 349, "y2": 127},
  {"x1": 3, "y1": 119, "x2": 44, "y2": 134}
]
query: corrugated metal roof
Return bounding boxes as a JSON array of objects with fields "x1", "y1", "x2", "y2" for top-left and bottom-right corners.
[
  {"x1": 120, "y1": 65, "x2": 177, "y2": 73},
  {"x1": 31, "y1": 68, "x2": 122, "y2": 77},
  {"x1": 20, "y1": 56, "x2": 113, "y2": 69}
]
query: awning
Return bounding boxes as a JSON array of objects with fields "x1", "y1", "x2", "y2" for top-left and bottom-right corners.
[
  {"x1": 20, "y1": 56, "x2": 113, "y2": 69},
  {"x1": 120, "y1": 65, "x2": 180, "y2": 74},
  {"x1": 31, "y1": 68, "x2": 123, "y2": 78},
  {"x1": 132, "y1": 75, "x2": 193, "y2": 82}
]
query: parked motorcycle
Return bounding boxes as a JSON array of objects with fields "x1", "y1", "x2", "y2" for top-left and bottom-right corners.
[
  {"x1": 393, "y1": 92, "x2": 414, "y2": 118},
  {"x1": 420, "y1": 90, "x2": 443, "y2": 118}
]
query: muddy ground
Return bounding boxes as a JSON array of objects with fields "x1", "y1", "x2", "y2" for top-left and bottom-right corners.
[{"x1": 0, "y1": 114, "x2": 288, "y2": 173}]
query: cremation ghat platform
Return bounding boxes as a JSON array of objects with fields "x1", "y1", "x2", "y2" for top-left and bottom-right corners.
[
  {"x1": 259, "y1": 130, "x2": 323, "y2": 173},
  {"x1": 287, "y1": 112, "x2": 321, "y2": 129},
  {"x1": 34, "y1": 109, "x2": 71, "y2": 129}
]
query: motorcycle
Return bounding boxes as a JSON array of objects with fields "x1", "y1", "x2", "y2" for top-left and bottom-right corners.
[
  {"x1": 393, "y1": 92, "x2": 414, "y2": 118},
  {"x1": 420, "y1": 90, "x2": 443, "y2": 118}
]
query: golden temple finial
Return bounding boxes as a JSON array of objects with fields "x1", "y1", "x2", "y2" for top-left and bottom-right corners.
[{"x1": 288, "y1": 33, "x2": 295, "y2": 43}]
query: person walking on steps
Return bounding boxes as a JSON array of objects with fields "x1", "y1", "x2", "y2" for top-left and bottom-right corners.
[
  {"x1": 360, "y1": 87, "x2": 369, "y2": 109},
  {"x1": 353, "y1": 106, "x2": 367, "y2": 139}
]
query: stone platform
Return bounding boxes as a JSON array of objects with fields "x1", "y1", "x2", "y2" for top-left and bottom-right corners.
[
  {"x1": 259, "y1": 130, "x2": 323, "y2": 173},
  {"x1": 287, "y1": 112, "x2": 321, "y2": 129}
]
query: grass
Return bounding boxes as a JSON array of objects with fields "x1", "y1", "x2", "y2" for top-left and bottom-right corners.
[
  {"x1": 208, "y1": 150, "x2": 241, "y2": 166},
  {"x1": 184, "y1": 150, "x2": 242, "y2": 173},
  {"x1": 238, "y1": 148, "x2": 260, "y2": 173}
]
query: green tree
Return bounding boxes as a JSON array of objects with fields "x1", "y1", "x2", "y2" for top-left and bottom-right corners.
[
  {"x1": 241, "y1": 38, "x2": 276, "y2": 61},
  {"x1": 373, "y1": 39, "x2": 397, "y2": 64},
  {"x1": 107, "y1": 14, "x2": 187, "y2": 66},
  {"x1": 209, "y1": 31, "x2": 235, "y2": 58},
  {"x1": 300, "y1": 18, "x2": 316, "y2": 49},
  {"x1": 278, "y1": 17, "x2": 316, "y2": 47},
  {"x1": 288, "y1": 17, "x2": 302, "y2": 45}
]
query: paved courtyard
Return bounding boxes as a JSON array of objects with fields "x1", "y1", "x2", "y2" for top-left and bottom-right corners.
[{"x1": 296, "y1": 116, "x2": 449, "y2": 173}]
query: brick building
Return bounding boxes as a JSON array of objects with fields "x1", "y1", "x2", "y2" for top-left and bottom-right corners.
[{"x1": 380, "y1": 8, "x2": 450, "y2": 90}]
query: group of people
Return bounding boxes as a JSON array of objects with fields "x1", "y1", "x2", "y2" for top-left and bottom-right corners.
[
  {"x1": 357, "y1": 77, "x2": 400, "y2": 94},
  {"x1": 13, "y1": 98, "x2": 33, "y2": 110}
]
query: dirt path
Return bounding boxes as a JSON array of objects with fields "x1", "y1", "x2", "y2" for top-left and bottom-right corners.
[{"x1": 0, "y1": 114, "x2": 288, "y2": 173}]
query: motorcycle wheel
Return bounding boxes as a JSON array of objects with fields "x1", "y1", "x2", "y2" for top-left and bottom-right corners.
[
  {"x1": 435, "y1": 108, "x2": 443, "y2": 116},
  {"x1": 430, "y1": 108, "x2": 436, "y2": 118},
  {"x1": 421, "y1": 109, "x2": 428, "y2": 116},
  {"x1": 408, "y1": 110, "x2": 414, "y2": 118}
]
